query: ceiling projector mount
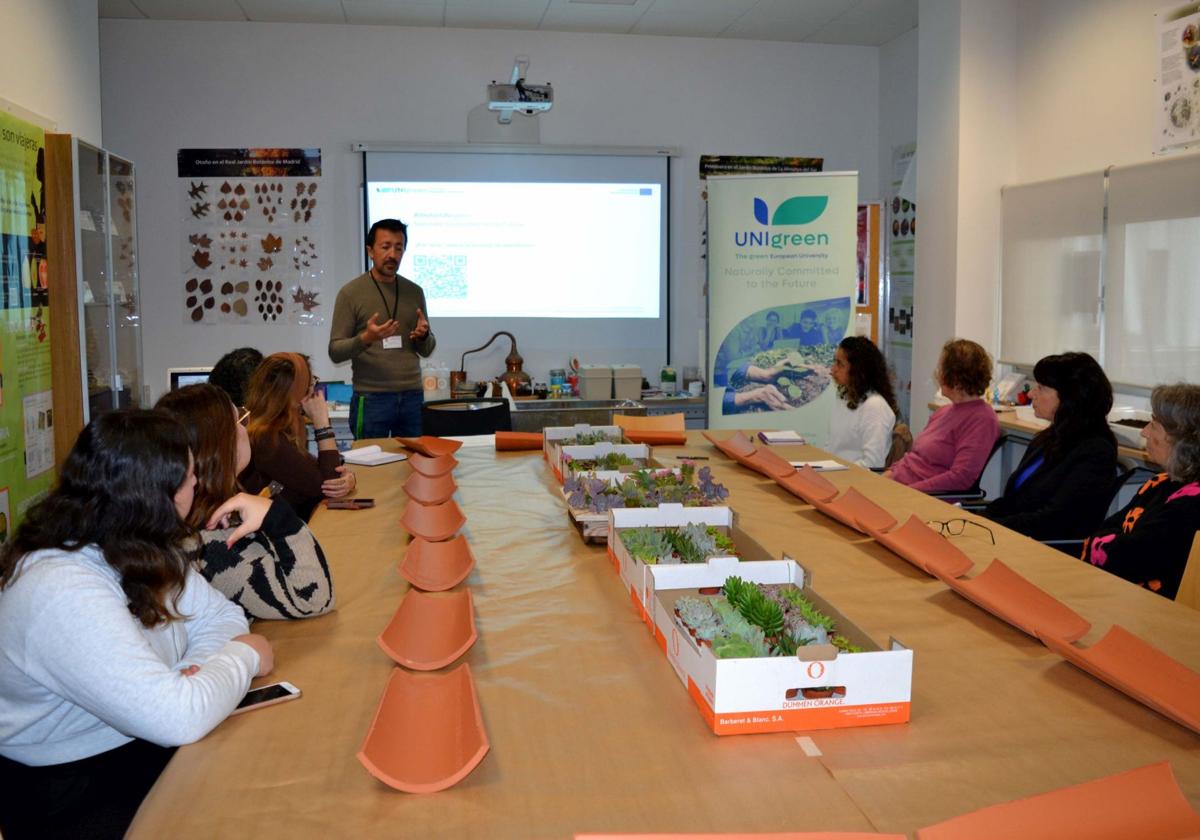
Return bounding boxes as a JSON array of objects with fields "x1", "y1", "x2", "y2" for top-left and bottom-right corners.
[{"x1": 487, "y1": 56, "x2": 553, "y2": 124}]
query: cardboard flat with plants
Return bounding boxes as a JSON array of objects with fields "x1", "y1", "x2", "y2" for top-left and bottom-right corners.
[
  {"x1": 557, "y1": 441, "x2": 651, "y2": 486},
  {"x1": 543, "y1": 425, "x2": 624, "y2": 481},
  {"x1": 607, "y1": 505, "x2": 770, "y2": 625},
  {"x1": 563, "y1": 463, "x2": 730, "y2": 542},
  {"x1": 648, "y1": 558, "x2": 912, "y2": 735}
]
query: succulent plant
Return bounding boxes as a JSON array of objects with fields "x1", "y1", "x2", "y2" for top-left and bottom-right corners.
[
  {"x1": 831, "y1": 634, "x2": 863, "y2": 654},
  {"x1": 620, "y1": 527, "x2": 672, "y2": 564}
]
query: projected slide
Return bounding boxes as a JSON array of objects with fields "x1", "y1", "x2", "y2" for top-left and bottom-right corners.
[{"x1": 368, "y1": 181, "x2": 661, "y2": 318}]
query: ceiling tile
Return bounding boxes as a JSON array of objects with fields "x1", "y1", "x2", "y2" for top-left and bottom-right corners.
[
  {"x1": 238, "y1": 0, "x2": 346, "y2": 24},
  {"x1": 342, "y1": 0, "x2": 444, "y2": 26},
  {"x1": 540, "y1": 0, "x2": 644, "y2": 32},
  {"x1": 99, "y1": 0, "x2": 146, "y2": 18},
  {"x1": 126, "y1": 0, "x2": 248, "y2": 21},
  {"x1": 720, "y1": 0, "x2": 851, "y2": 42},
  {"x1": 644, "y1": 0, "x2": 757, "y2": 15},
  {"x1": 445, "y1": 0, "x2": 549, "y2": 30},
  {"x1": 632, "y1": 10, "x2": 740, "y2": 37},
  {"x1": 805, "y1": 0, "x2": 916, "y2": 46}
]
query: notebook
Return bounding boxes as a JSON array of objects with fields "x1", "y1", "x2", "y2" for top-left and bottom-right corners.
[{"x1": 342, "y1": 445, "x2": 408, "y2": 466}]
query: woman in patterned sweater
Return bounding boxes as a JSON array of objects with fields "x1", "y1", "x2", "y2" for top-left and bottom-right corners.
[
  {"x1": 156, "y1": 384, "x2": 335, "y2": 620},
  {"x1": 1082, "y1": 384, "x2": 1200, "y2": 599}
]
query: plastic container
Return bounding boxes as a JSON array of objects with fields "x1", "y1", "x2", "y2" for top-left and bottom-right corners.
[
  {"x1": 660, "y1": 366, "x2": 677, "y2": 395},
  {"x1": 578, "y1": 364, "x2": 613, "y2": 400},
  {"x1": 611, "y1": 364, "x2": 642, "y2": 401}
]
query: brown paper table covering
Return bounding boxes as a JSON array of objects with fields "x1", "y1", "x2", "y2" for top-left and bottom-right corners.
[{"x1": 128, "y1": 434, "x2": 1200, "y2": 838}]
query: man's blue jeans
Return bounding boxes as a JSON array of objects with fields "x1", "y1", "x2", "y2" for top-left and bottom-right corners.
[{"x1": 350, "y1": 390, "x2": 423, "y2": 439}]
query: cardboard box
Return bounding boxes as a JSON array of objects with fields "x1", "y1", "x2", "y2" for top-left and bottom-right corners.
[
  {"x1": 647, "y1": 558, "x2": 913, "y2": 735},
  {"x1": 558, "y1": 442, "x2": 651, "y2": 486},
  {"x1": 607, "y1": 504, "x2": 770, "y2": 625},
  {"x1": 578, "y1": 364, "x2": 613, "y2": 400},
  {"x1": 543, "y1": 424, "x2": 623, "y2": 481},
  {"x1": 611, "y1": 364, "x2": 643, "y2": 401}
]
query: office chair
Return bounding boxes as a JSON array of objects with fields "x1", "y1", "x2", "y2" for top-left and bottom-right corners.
[{"x1": 421, "y1": 399, "x2": 512, "y2": 437}]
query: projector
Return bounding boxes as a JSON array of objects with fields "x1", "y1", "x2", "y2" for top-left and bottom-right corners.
[{"x1": 486, "y1": 82, "x2": 553, "y2": 115}]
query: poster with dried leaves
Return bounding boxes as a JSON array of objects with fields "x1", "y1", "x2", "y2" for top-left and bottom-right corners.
[{"x1": 177, "y1": 148, "x2": 325, "y2": 325}]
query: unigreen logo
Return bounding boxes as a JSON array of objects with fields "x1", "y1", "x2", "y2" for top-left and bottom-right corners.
[{"x1": 753, "y1": 195, "x2": 828, "y2": 226}]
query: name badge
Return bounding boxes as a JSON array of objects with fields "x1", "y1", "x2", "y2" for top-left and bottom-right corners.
[{"x1": 382, "y1": 335, "x2": 404, "y2": 350}]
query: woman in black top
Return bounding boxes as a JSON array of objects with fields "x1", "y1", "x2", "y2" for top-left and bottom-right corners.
[{"x1": 983, "y1": 353, "x2": 1117, "y2": 541}]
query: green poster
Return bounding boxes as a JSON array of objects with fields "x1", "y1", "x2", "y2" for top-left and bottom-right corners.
[
  {"x1": 706, "y1": 172, "x2": 858, "y2": 442},
  {"x1": 0, "y1": 111, "x2": 54, "y2": 539}
]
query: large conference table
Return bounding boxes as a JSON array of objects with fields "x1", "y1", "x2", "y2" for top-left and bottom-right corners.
[{"x1": 129, "y1": 434, "x2": 1200, "y2": 837}]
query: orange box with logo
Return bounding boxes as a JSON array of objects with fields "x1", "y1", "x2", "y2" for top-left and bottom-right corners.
[{"x1": 647, "y1": 557, "x2": 913, "y2": 735}]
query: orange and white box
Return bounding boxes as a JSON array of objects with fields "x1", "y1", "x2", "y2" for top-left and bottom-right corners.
[
  {"x1": 543, "y1": 425, "x2": 623, "y2": 481},
  {"x1": 608, "y1": 504, "x2": 736, "y2": 624},
  {"x1": 647, "y1": 558, "x2": 913, "y2": 736},
  {"x1": 557, "y1": 442, "x2": 650, "y2": 486}
]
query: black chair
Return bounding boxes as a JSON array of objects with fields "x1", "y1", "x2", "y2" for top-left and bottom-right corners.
[
  {"x1": 421, "y1": 398, "x2": 512, "y2": 437},
  {"x1": 1034, "y1": 460, "x2": 1142, "y2": 556},
  {"x1": 926, "y1": 434, "x2": 1009, "y2": 502}
]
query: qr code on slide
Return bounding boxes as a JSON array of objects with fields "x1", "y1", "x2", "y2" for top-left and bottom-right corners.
[{"x1": 413, "y1": 254, "x2": 467, "y2": 299}]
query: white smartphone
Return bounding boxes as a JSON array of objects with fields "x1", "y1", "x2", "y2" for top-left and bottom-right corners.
[{"x1": 230, "y1": 681, "x2": 301, "y2": 715}]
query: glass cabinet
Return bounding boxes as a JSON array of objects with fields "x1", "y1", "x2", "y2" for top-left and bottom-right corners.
[{"x1": 46, "y1": 135, "x2": 144, "y2": 465}]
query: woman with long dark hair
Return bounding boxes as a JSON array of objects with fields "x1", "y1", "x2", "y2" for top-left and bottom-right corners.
[
  {"x1": 0, "y1": 411, "x2": 272, "y2": 839},
  {"x1": 827, "y1": 336, "x2": 898, "y2": 468},
  {"x1": 983, "y1": 353, "x2": 1118, "y2": 539},
  {"x1": 156, "y1": 383, "x2": 335, "y2": 620},
  {"x1": 240, "y1": 352, "x2": 354, "y2": 520}
]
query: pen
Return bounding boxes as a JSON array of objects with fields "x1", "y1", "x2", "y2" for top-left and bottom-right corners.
[{"x1": 675, "y1": 455, "x2": 709, "y2": 460}]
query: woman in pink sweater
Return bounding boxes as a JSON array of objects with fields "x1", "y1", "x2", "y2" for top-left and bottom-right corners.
[{"x1": 885, "y1": 339, "x2": 1000, "y2": 492}]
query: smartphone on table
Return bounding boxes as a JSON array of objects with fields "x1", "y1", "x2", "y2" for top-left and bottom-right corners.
[
  {"x1": 326, "y1": 498, "x2": 375, "y2": 510},
  {"x1": 230, "y1": 681, "x2": 301, "y2": 715}
]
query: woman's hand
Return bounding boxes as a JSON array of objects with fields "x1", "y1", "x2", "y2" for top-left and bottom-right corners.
[
  {"x1": 206, "y1": 493, "x2": 273, "y2": 547},
  {"x1": 321, "y1": 465, "x2": 356, "y2": 499},
  {"x1": 300, "y1": 390, "x2": 331, "y2": 428},
  {"x1": 881, "y1": 469, "x2": 894, "y2": 479},
  {"x1": 234, "y1": 633, "x2": 274, "y2": 677}
]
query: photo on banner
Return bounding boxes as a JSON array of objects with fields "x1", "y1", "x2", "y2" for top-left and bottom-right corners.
[{"x1": 706, "y1": 172, "x2": 858, "y2": 442}]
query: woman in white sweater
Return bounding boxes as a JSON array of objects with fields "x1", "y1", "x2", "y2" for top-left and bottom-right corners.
[
  {"x1": 0, "y1": 411, "x2": 273, "y2": 839},
  {"x1": 826, "y1": 336, "x2": 899, "y2": 468}
]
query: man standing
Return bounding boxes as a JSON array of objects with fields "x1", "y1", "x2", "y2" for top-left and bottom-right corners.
[{"x1": 329, "y1": 218, "x2": 435, "y2": 438}]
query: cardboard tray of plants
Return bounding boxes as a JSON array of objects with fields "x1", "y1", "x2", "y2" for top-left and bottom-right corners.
[
  {"x1": 648, "y1": 557, "x2": 913, "y2": 736},
  {"x1": 563, "y1": 462, "x2": 731, "y2": 543},
  {"x1": 543, "y1": 425, "x2": 624, "y2": 482},
  {"x1": 607, "y1": 504, "x2": 770, "y2": 625}
]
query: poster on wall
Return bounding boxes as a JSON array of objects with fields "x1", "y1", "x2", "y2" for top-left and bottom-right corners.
[
  {"x1": 1155, "y1": 2, "x2": 1200, "y2": 153},
  {"x1": 884, "y1": 143, "x2": 916, "y2": 422},
  {"x1": 0, "y1": 111, "x2": 56, "y2": 534},
  {"x1": 178, "y1": 148, "x2": 326, "y2": 326},
  {"x1": 706, "y1": 171, "x2": 858, "y2": 443}
]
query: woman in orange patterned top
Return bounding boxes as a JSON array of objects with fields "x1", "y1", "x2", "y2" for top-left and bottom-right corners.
[{"x1": 1082, "y1": 384, "x2": 1200, "y2": 599}]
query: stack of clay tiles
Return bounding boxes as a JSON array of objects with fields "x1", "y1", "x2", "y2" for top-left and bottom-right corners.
[
  {"x1": 357, "y1": 435, "x2": 488, "y2": 794},
  {"x1": 701, "y1": 431, "x2": 1200, "y2": 737}
]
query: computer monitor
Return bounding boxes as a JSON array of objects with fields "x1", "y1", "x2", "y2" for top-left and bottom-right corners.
[{"x1": 168, "y1": 367, "x2": 212, "y2": 391}]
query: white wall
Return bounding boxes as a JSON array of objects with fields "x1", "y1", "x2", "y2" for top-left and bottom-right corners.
[
  {"x1": 878, "y1": 27, "x2": 918, "y2": 202},
  {"x1": 1, "y1": 0, "x2": 101, "y2": 141},
  {"x1": 99, "y1": 20, "x2": 883, "y2": 401}
]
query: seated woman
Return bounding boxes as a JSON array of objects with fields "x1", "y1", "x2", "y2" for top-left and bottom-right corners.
[
  {"x1": 1082, "y1": 383, "x2": 1200, "y2": 599},
  {"x1": 240, "y1": 352, "x2": 355, "y2": 520},
  {"x1": 0, "y1": 411, "x2": 272, "y2": 839},
  {"x1": 982, "y1": 353, "x2": 1117, "y2": 540},
  {"x1": 157, "y1": 383, "x2": 335, "y2": 620},
  {"x1": 886, "y1": 338, "x2": 1000, "y2": 492},
  {"x1": 827, "y1": 336, "x2": 898, "y2": 469}
]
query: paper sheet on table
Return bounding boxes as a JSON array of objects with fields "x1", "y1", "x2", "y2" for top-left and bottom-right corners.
[
  {"x1": 444, "y1": 435, "x2": 498, "y2": 449},
  {"x1": 789, "y1": 460, "x2": 848, "y2": 472},
  {"x1": 342, "y1": 445, "x2": 408, "y2": 466}
]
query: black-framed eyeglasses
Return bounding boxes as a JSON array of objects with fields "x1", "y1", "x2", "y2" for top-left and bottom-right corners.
[{"x1": 926, "y1": 517, "x2": 995, "y2": 544}]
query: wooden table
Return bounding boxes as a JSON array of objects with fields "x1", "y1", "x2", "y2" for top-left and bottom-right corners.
[{"x1": 128, "y1": 435, "x2": 1200, "y2": 837}]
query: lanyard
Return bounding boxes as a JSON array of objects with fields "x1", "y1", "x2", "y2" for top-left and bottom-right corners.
[{"x1": 371, "y1": 275, "x2": 399, "y2": 325}]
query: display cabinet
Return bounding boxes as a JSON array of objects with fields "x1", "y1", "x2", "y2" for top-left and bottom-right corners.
[{"x1": 46, "y1": 135, "x2": 144, "y2": 465}]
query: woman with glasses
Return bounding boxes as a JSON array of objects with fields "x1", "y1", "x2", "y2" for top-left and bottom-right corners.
[
  {"x1": 240, "y1": 353, "x2": 355, "y2": 520},
  {"x1": 886, "y1": 338, "x2": 1000, "y2": 492},
  {"x1": 0, "y1": 411, "x2": 272, "y2": 838},
  {"x1": 826, "y1": 336, "x2": 898, "y2": 468},
  {"x1": 981, "y1": 353, "x2": 1117, "y2": 540},
  {"x1": 156, "y1": 384, "x2": 335, "y2": 620},
  {"x1": 1080, "y1": 383, "x2": 1200, "y2": 599}
]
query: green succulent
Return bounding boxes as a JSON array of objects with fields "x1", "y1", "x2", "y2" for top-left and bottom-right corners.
[
  {"x1": 620, "y1": 527, "x2": 671, "y2": 564},
  {"x1": 781, "y1": 587, "x2": 836, "y2": 632},
  {"x1": 831, "y1": 634, "x2": 863, "y2": 654}
]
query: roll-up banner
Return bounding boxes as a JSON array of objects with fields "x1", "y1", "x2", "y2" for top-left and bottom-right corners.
[{"x1": 706, "y1": 172, "x2": 858, "y2": 443}]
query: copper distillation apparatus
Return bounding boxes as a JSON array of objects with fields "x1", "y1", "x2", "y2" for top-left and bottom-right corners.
[{"x1": 451, "y1": 331, "x2": 532, "y2": 397}]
